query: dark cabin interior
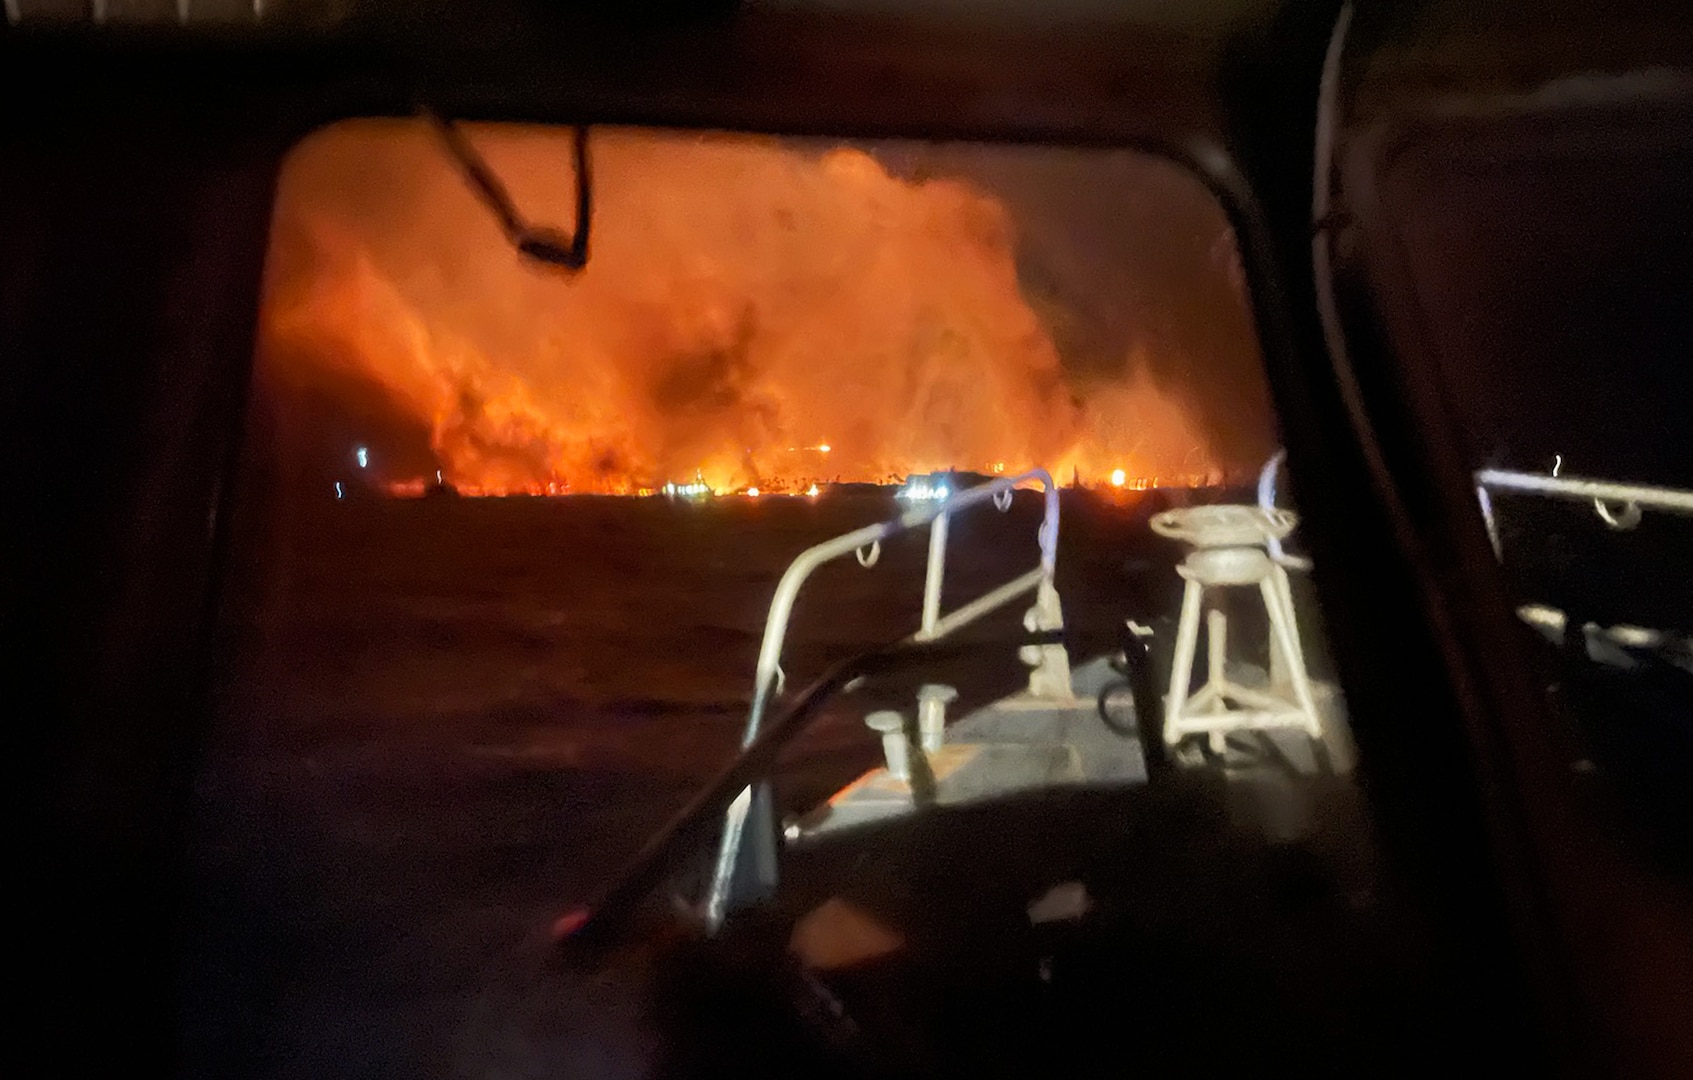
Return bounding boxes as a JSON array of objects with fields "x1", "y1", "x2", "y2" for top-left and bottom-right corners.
[{"x1": 5, "y1": 1, "x2": 1691, "y2": 1076}]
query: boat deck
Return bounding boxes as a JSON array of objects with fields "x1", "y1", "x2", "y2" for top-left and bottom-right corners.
[
  {"x1": 789, "y1": 655, "x2": 1354, "y2": 845},
  {"x1": 662, "y1": 670, "x2": 1460, "y2": 1079}
]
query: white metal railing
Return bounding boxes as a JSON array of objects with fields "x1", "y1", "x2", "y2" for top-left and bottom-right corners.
[
  {"x1": 1256, "y1": 448, "x2": 1313, "y2": 571},
  {"x1": 1473, "y1": 468, "x2": 1693, "y2": 558},
  {"x1": 702, "y1": 469, "x2": 1066, "y2": 926}
]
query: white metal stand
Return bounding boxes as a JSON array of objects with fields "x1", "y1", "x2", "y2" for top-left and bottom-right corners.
[{"x1": 1152, "y1": 506, "x2": 1323, "y2": 753}]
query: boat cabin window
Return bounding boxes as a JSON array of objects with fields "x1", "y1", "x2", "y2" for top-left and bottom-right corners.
[
  {"x1": 1358, "y1": 107, "x2": 1693, "y2": 875},
  {"x1": 188, "y1": 120, "x2": 1443, "y2": 1078}
]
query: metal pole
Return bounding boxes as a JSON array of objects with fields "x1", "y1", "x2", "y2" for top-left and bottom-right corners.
[
  {"x1": 1207, "y1": 605, "x2": 1227, "y2": 698},
  {"x1": 921, "y1": 511, "x2": 950, "y2": 636},
  {"x1": 1474, "y1": 469, "x2": 1693, "y2": 515},
  {"x1": 704, "y1": 468, "x2": 1059, "y2": 928},
  {"x1": 1475, "y1": 484, "x2": 1502, "y2": 558},
  {"x1": 1038, "y1": 477, "x2": 1060, "y2": 578},
  {"x1": 918, "y1": 568, "x2": 1043, "y2": 642},
  {"x1": 1258, "y1": 449, "x2": 1289, "y2": 563}
]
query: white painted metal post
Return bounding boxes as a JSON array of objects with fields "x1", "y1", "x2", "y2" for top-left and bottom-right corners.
[
  {"x1": 1475, "y1": 484, "x2": 1502, "y2": 558},
  {"x1": 1206, "y1": 605, "x2": 1226, "y2": 699},
  {"x1": 1263, "y1": 571, "x2": 1324, "y2": 739},
  {"x1": 1165, "y1": 577, "x2": 1204, "y2": 745},
  {"x1": 1257, "y1": 449, "x2": 1289, "y2": 564},
  {"x1": 921, "y1": 511, "x2": 950, "y2": 637},
  {"x1": 865, "y1": 711, "x2": 911, "y2": 780},
  {"x1": 916, "y1": 684, "x2": 957, "y2": 752},
  {"x1": 706, "y1": 469, "x2": 1063, "y2": 928}
]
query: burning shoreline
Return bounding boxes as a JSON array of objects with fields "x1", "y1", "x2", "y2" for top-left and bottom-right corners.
[{"x1": 264, "y1": 123, "x2": 1267, "y2": 498}]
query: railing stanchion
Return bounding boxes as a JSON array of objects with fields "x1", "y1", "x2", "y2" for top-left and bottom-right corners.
[
  {"x1": 703, "y1": 469, "x2": 1065, "y2": 929},
  {"x1": 921, "y1": 510, "x2": 951, "y2": 638}
]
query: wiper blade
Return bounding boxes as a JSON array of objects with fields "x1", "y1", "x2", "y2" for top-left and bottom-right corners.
[{"x1": 424, "y1": 110, "x2": 592, "y2": 271}]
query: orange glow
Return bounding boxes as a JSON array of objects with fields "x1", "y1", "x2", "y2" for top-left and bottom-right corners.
[
  {"x1": 262, "y1": 124, "x2": 1245, "y2": 495},
  {"x1": 746, "y1": 486, "x2": 761, "y2": 497}
]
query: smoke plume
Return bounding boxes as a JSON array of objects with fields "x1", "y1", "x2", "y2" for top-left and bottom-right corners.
[{"x1": 260, "y1": 121, "x2": 1265, "y2": 493}]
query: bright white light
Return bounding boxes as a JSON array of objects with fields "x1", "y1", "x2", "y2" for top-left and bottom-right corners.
[
  {"x1": 806, "y1": 484, "x2": 820, "y2": 497},
  {"x1": 1553, "y1": 453, "x2": 1563, "y2": 477},
  {"x1": 334, "y1": 481, "x2": 343, "y2": 499},
  {"x1": 746, "y1": 487, "x2": 761, "y2": 497},
  {"x1": 817, "y1": 443, "x2": 831, "y2": 454},
  {"x1": 897, "y1": 478, "x2": 953, "y2": 502},
  {"x1": 1110, "y1": 468, "x2": 1126, "y2": 487},
  {"x1": 356, "y1": 446, "x2": 369, "y2": 469}
]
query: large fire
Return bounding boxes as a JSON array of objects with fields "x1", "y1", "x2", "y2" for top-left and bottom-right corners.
[{"x1": 260, "y1": 122, "x2": 1255, "y2": 496}]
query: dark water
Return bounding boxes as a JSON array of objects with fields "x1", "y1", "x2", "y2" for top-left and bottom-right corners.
[{"x1": 183, "y1": 491, "x2": 1154, "y2": 1079}]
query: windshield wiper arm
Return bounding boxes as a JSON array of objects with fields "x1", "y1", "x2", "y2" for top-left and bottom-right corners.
[{"x1": 424, "y1": 109, "x2": 592, "y2": 271}]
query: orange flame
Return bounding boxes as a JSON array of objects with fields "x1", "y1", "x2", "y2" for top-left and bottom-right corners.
[{"x1": 260, "y1": 123, "x2": 1232, "y2": 495}]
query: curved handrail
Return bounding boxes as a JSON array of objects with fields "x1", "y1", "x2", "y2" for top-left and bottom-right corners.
[
  {"x1": 1473, "y1": 467, "x2": 1693, "y2": 558},
  {"x1": 703, "y1": 469, "x2": 1063, "y2": 928},
  {"x1": 1474, "y1": 469, "x2": 1693, "y2": 515},
  {"x1": 1256, "y1": 448, "x2": 1313, "y2": 571},
  {"x1": 552, "y1": 633, "x2": 1062, "y2": 953}
]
